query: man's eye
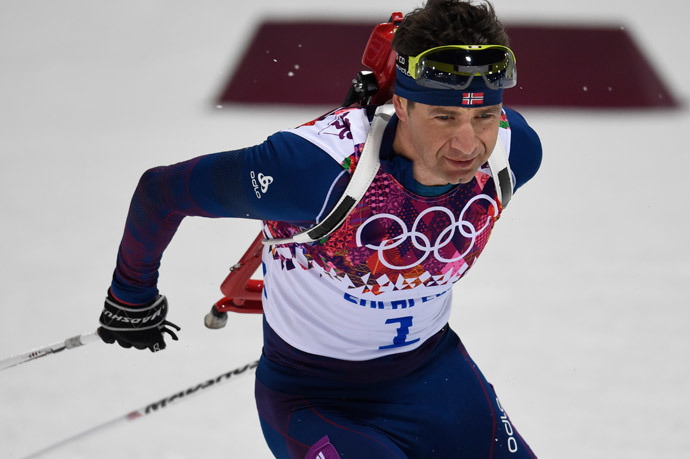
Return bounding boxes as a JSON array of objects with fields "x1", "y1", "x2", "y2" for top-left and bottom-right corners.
[{"x1": 436, "y1": 115, "x2": 452, "y2": 120}]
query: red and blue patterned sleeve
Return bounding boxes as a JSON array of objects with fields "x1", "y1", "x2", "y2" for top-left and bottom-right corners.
[{"x1": 110, "y1": 132, "x2": 347, "y2": 305}]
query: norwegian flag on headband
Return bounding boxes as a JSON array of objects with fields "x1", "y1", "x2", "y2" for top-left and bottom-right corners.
[{"x1": 462, "y1": 92, "x2": 484, "y2": 105}]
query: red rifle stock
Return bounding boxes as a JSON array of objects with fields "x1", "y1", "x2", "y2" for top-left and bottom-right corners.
[{"x1": 205, "y1": 13, "x2": 402, "y2": 328}]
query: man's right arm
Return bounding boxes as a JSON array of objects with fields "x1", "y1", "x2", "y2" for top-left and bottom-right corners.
[{"x1": 109, "y1": 132, "x2": 347, "y2": 306}]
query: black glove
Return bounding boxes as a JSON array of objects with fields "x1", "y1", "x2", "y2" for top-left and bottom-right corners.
[{"x1": 98, "y1": 293, "x2": 180, "y2": 352}]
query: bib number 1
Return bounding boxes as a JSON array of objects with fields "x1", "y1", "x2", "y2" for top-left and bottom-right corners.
[{"x1": 379, "y1": 316, "x2": 420, "y2": 350}]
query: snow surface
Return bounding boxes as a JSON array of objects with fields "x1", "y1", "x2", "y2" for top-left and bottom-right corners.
[{"x1": 1, "y1": 1, "x2": 688, "y2": 458}]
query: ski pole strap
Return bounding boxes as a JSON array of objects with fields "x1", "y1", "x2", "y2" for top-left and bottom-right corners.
[{"x1": 264, "y1": 104, "x2": 393, "y2": 246}]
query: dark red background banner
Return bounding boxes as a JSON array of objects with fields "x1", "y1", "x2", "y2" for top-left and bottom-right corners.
[{"x1": 217, "y1": 20, "x2": 677, "y2": 109}]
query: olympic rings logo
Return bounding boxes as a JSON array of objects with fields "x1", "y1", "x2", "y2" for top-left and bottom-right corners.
[{"x1": 355, "y1": 194, "x2": 499, "y2": 270}]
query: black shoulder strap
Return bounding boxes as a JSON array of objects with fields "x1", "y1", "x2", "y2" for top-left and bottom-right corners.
[
  {"x1": 264, "y1": 105, "x2": 394, "y2": 246},
  {"x1": 487, "y1": 135, "x2": 514, "y2": 208}
]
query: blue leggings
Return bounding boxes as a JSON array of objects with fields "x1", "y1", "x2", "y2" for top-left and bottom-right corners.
[{"x1": 255, "y1": 327, "x2": 536, "y2": 458}]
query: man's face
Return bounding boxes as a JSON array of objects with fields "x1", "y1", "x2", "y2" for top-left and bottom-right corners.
[{"x1": 393, "y1": 95, "x2": 502, "y2": 186}]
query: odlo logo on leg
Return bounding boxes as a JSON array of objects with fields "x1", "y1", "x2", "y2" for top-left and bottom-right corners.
[
  {"x1": 496, "y1": 396, "x2": 519, "y2": 453},
  {"x1": 250, "y1": 171, "x2": 273, "y2": 199}
]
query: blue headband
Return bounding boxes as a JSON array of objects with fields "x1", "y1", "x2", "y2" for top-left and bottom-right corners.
[{"x1": 394, "y1": 68, "x2": 503, "y2": 107}]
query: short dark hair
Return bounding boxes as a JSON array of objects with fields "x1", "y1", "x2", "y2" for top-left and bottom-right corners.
[{"x1": 392, "y1": 0, "x2": 510, "y2": 56}]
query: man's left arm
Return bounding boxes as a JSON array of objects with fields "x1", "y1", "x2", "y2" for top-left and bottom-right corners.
[{"x1": 504, "y1": 107, "x2": 542, "y2": 191}]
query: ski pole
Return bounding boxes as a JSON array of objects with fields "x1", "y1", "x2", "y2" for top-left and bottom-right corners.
[
  {"x1": 0, "y1": 331, "x2": 101, "y2": 371},
  {"x1": 22, "y1": 358, "x2": 259, "y2": 459}
]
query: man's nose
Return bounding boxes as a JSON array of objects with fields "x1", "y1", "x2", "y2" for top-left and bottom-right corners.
[{"x1": 449, "y1": 122, "x2": 478, "y2": 155}]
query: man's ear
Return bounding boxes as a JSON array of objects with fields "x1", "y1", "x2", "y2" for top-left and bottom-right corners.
[{"x1": 392, "y1": 95, "x2": 408, "y2": 122}]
